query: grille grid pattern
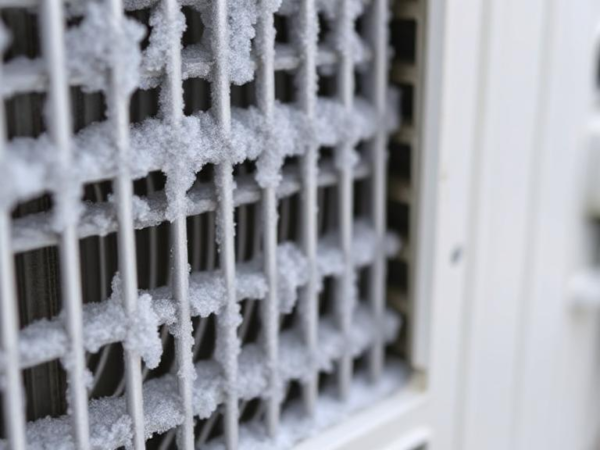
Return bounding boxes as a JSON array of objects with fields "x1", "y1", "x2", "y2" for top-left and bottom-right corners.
[{"x1": 0, "y1": 0, "x2": 402, "y2": 448}]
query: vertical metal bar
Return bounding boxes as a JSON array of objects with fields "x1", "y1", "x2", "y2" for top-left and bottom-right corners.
[
  {"x1": 106, "y1": 1, "x2": 145, "y2": 447},
  {"x1": 211, "y1": 0, "x2": 239, "y2": 448},
  {"x1": 256, "y1": 0, "x2": 279, "y2": 436},
  {"x1": 161, "y1": 0, "x2": 195, "y2": 448},
  {"x1": 39, "y1": 1, "x2": 90, "y2": 447},
  {"x1": 335, "y1": 0, "x2": 355, "y2": 400},
  {"x1": 367, "y1": 0, "x2": 389, "y2": 381},
  {"x1": 296, "y1": 0, "x2": 319, "y2": 415},
  {"x1": 0, "y1": 21, "x2": 28, "y2": 450}
]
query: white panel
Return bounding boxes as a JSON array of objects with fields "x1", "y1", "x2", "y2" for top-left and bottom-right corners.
[
  {"x1": 514, "y1": 1, "x2": 600, "y2": 449},
  {"x1": 460, "y1": 0, "x2": 548, "y2": 448},
  {"x1": 426, "y1": 0, "x2": 485, "y2": 446}
]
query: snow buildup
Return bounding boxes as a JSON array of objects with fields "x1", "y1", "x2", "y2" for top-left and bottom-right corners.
[
  {"x1": 141, "y1": 1, "x2": 186, "y2": 85},
  {"x1": 19, "y1": 318, "x2": 69, "y2": 368},
  {"x1": 15, "y1": 273, "x2": 162, "y2": 374},
  {"x1": 192, "y1": 361, "x2": 223, "y2": 419},
  {"x1": 79, "y1": 273, "x2": 163, "y2": 368},
  {"x1": 17, "y1": 394, "x2": 134, "y2": 450},
  {"x1": 50, "y1": 158, "x2": 86, "y2": 232},
  {"x1": 1, "y1": 93, "x2": 392, "y2": 211},
  {"x1": 66, "y1": 1, "x2": 145, "y2": 96},
  {"x1": 141, "y1": 0, "x2": 282, "y2": 86},
  {"x1": 224, "y1": 0, "x2": 259, "y2": 85},
  {"x1": 126, "y1": 293, "x2": 163, "y2": 369},
  {"x1": 320, "y1": 0, "x2": 370, "y2": 66},
  {"x1": 142, "y1": 375, "x2": 185, "y2": 438},
  {"x1": 214, "y1": 297, "x2": 243, "y2": 370},
  {"x1": 316, "y1": 98, "x2": 374, "y2": 171},
  {"x1": 236, "y1": 263, "x2": 269, "y2": 300},
  {"x1": 255, "y1": 102, "x2": 311, "y2": 188},
  {"x1": 276, "y1": 243, "x2": 309, "y2": 313},
  {"x1": 157, "y1": 243, "x2": 306, "y2": 321},
  {"x1": 129, "y1": 107, "x2": 267, "y2": 221},
  {"x1": 0, "y1": 57, "x2": 46, "y2": 98},
  {"x1": 191, "y1": 0, "x2": 267, "y2": 85},
  {"x1": 129, "y1": 194, "x2": 154, "y2": 223},
  {"x1": 188, "y1": 271, "x2": 227, "y2": 317},
  {"x1": 236, "y1": 344, "x2": 269, "y2": 399},
  {"x1": 0, "y1": 136, "x2": 51, "y2": 210}
]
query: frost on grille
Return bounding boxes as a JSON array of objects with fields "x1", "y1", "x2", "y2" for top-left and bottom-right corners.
[{"x1": 0, "y1": 0, "x2": 402, "y2": 449}]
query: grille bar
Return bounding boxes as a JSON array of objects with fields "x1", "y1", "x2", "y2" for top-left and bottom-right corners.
[
  {"x1": 256, "y1": 0, "x2": 280, "y2": 437},
  {"x1": 334, "y1": 0, "x2": 357, "y2": 400},
  {"x1": 297, "y1": 0, "x2": 320, "y2": 416},
  {"x1": 368, "y1": 0, "x2": 390, "y2": 381},
  {"x1": 107, "y1": 0, "x2": 146, "y2": 447},
  {"x1": 160, "y1": 0, "x2": 196, "y2": 447},
  {"x1": 211, "y1": 0, "x2": 240, "y2": 447},
  {"x1": 0, "y1": 22, "x2": 27, "y2": 450},
  {"x1": 40, "y1": 1, "x2": 91, "y2": 447},
  {"x1": 1, "y1": 46, "x2": 369, "y2": 99},
  {"x1": 11, "y1": 161, "x2": 371, "y2": 254}
]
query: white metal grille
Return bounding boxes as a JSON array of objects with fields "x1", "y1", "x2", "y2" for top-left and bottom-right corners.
[{"x1": 0, "y1": 0, "x2": 403, "y2": 448}]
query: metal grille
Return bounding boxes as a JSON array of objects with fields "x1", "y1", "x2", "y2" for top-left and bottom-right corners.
[{"x1": 0, "y1": 0, "x2": 404, "y2": 448}]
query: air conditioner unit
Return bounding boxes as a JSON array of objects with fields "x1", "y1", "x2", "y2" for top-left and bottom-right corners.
[{"x1": 0, "y1": 0, "x2": 599, "y2": 449}]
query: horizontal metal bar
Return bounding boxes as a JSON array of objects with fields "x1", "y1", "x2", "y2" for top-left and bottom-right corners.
[
  {"x1": 1, "y1": 44, "x2": 367, "y2": 98},
  {"x1": 297, "y1": 0, "x2": 319, "y2": 418},
  {"x1": 334, "y1": 0, "x2": 356, "y2": 401},
  {"x1": 107, "y1": 0, "x2": 145, "y2": 446},
  {"x1": 40, "y1": 0, "x2": 90, "y2": 447},
  {"x1": 11, "y1": 159, "x2": 370, "y2": 253},
  {"x1": 368, "y1": 0, "x2": 390, "y2": 383}
]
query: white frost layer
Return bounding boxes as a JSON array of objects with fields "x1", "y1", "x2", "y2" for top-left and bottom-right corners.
[
  {"x1": 0, "y1": 305, "x2": 400, "y2": 450},
  {"x1": 0, "y1": 96, "x2": 396, "y2": 212},
  {"x1": 140, "y1": 0, "x2": 283, "y2": 86},
  {"x1": 11, "y1": 223, "x2": 399, "y2": 371},
  {"x1": 139, "y1": 1, "x2": 186, "y2": 87},
  {"x1": 66, "y1": 2, "x2": 145, "y2": 95},
  {"x1": 18, "y1": 274, "x2": 163, "y2": 371}
]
